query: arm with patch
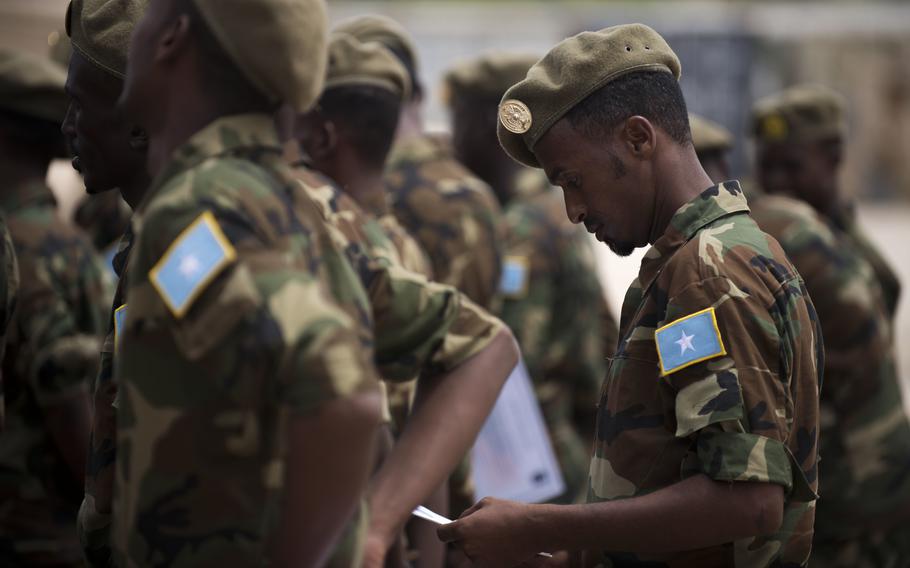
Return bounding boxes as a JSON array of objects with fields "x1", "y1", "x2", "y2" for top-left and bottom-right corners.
[{"x1": 660, "y1": 272, "x2": 817, "y2": 503}]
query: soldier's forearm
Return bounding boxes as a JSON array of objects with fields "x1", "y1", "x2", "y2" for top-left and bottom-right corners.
[
  {"x1": 367, "y1": 327, "x2": 518, "y2": 547},
  {"x1": 529, "y1": 474, "x2": 785, "y2": 554}
]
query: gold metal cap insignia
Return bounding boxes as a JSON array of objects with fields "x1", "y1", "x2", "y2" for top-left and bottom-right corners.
[
  {"x1": 499, "y1": 99, "x2": 532, "y2": 134},
  {"x1": 761, "y1": 114, "x2": 788, "y2": 141}
]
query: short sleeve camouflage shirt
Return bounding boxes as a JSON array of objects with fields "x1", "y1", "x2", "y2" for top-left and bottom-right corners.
[
  {"x1": 112, "y1": 114, "x2": 379, "y2": 567},
  {"x1": 589, "y1": 182, "x2": 821, "y2": 567}
]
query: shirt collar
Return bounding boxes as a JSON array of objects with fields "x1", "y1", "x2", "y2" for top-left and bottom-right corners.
[
  {"x1": 0, "y1": 179, "x2": 56, "y2": 213},
  {"x1": 140, "y1": 113, "x2": 282, "y2": 213},
  {"x1": 638, "y1": 180, "x2": 750, "y2": 291}
]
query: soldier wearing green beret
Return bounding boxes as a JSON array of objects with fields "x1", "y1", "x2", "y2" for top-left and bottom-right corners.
[
  {"x1": 688, "y1": 113, "x2": 733, "y2": 185},
  {"x1": 747, "y1": 90, "x2": 910, "y2": 567},
  {"x1": 337, "y1": 15, "x2": 505, "y2": 314},
  {"x1": 438, "y1": 24, "x2": 821, "y2": 567},
  {"x1": 338, "y1": 14, "x2": 509, "y2": 528},
  {"x1": 111, "y1": 0, "x2": 388, "y2": 565},
  {"x1": 444, "y1": 52, "x2": 619, "y2": 505},
  {"x1": 59, "y1": 0, "x2": 157, "y2": 564},
  {"x1": 278, "y1": 31, "x2": 520, "y2": 568},
  {"x1": 0, "y1": 48, "x2": 110, "y2": 566},
  {"x1": 752, "y1": 85, "x2": 901, "y2": 318}
]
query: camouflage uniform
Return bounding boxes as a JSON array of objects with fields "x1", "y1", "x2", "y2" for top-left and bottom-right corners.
[
  {"x1": 385, "y1": 133, "x2": 504, "y2": 310},
  {"x1": 588, "y1": 182, "x2": 821, "y2": 567},
  {"x1": 750, "y1": 193, "x2": 910, "y2": 568},
  {"x1": 78, "y1": 226, "x2": 133, "y2": 567},
  {"x1": 500, "y1": 170, "x2": 615, "y2": 503},
  {"x1": 112, "y1": 114, "x2": 381, "y2": 567},
  {"x1": 829, "y1": 204, "x2": 901, "y2": 319},
  {"x1": 0, "y1": 217, "x2": 18, "y2": 430},
  {"x1": 293, "y1": 165, "x2": 505, "y2": 567},
  {"x1": 0, "y1": 180, "x2": 110, "y2": 566}
]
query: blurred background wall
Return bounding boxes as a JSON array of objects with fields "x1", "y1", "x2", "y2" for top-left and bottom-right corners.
[{"x1": 3, "y1": 0, "x2": 909, "y2": 394}]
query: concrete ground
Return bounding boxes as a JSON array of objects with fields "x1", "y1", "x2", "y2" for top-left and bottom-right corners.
[{"x1": 594, "y1": 202, "x2": 910, "y2": 413}]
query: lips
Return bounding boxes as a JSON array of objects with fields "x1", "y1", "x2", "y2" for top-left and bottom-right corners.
[{"x1": 585, "y1": 222, "x2": 605, "y2": 242}]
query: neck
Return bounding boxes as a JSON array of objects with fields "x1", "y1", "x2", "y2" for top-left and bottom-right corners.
[
  {"x1": 338, "y1": 165, "x2": 389, "y2": 218},
  {"x1": 145, "y1": 86, "x2": 228, "y2": 178},
  {"x1": 118, "y1": 173, "x2": 152, "y2": 210},
  {"x1": 648, "y1": 144, "x2": 715, "y2": 244}
]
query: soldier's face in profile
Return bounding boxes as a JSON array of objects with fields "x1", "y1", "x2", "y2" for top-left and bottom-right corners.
[
  {"x1": 62, "y1": 51, "x2": 144, "y2": 194},
  {"x1": 535, "y1": 118, "x2": 652, "y2": 257},
  {"x1": 757, "y1": 140, "x2": 839, "y2": 215}
]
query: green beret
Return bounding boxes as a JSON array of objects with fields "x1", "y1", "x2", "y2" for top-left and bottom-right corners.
[
  {"x1": 66, "y1": 0, "x2": 147, "y2": 79},
  {"x1": 334, "y1": 15, "x2": 419, "y2": 75},
  {"x1": 689, "y1": 113, "x2": 732, "y2": 154},
  {"x1": 751, "y1": 84, "x2": 846, "y2": 144},
  {"x1": 0, "y1": 48, "x2": 68, "y2": 123},
  {"x1": 497, "y1": 23, "x2": 681, "y2": 168},
  {"x1": 191, "y1": 0, "x2": 327, "y2": 112},
  {"x1": 324, "y1": 33, "x2": 411, "y2": 100},
  {"x1": 443, "y1": 52, "x2": 539, "y2": 106}
]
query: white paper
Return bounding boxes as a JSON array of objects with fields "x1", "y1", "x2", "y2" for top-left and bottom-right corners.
[{"x1": 470, "y1": 359, "x2": 565, "y2": 504}]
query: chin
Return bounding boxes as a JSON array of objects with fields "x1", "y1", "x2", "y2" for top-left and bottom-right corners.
[{"x1": 608, "y1": 241, "x2": 637, "y2": 257}]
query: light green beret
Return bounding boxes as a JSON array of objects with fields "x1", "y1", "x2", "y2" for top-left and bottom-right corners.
[
  {"x1": 443, "y1": 52, "x2": 539, "y2": 105},
  {"x1": 0, "y1": 48, "x2": 68, "y2": 123},
  {"x1": 191, "y1": 0, "x2": 327, "y2": 112},
  {"x1": 689, "y1": 113, "x2": 732, "y2": 154},
  {"x1": 334, "y1": 15, "x2": 419, "y2": 74},
  {"x1": 66, "y1": 0, "x2": 147, "y2": 79},
  {"x1": 497, "y1": 23, "x2": 681, "y2": 168},
  {"x1": 751, "y1": 84, "x2": 847, "y2": 144},
  {"x1": 324, "y1": 33, "x2": 411, "y2": 99}
]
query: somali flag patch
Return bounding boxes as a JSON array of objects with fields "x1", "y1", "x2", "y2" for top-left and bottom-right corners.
[
  {"x1": 499, "y1": 255, "x2": 529, "y2": 297},
  {"x1": 655, "y1": 307, "x2": 726, "y2": 376},
  {"x1": 149, "y1": 211, "x2": 236, "y2": 318}
]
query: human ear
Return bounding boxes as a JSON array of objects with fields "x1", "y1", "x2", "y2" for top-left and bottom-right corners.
[
  {"x1": 621, "y1": 116, "x2": 656, "y2": 159},
  {"x1": 155, "y1": 13, "x2": 192, "y2": 64}
]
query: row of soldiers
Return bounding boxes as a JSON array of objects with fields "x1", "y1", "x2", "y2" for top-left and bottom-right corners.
[{"x1": 0, "y1": 0, "x2": 906, "y2": 566}]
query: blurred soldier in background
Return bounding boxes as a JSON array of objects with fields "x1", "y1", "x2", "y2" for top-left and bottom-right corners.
[
  {"x1": 60, "y1": 0, "x2": 153, "y2": 564},
  {"x1": 0, "y1": 48, "x2": 109, "y2": 566},
  {"x1": 0, "y1": 217, "x2": 16, "y2": 430},
  {"x1": 444, "y1": 52, "x2": 617, "y2": 504},
  {"x1": 753, "y1": 85, "x2": 901, "y2": 317},
  {"x1": 688, "y1": 113, "x2": 733, "y2": 184},
  {"x1": 112, "y1": 0, "x2": 385, "y2": 564},
  {"x1": 746, "y1": 88, "x2": 910, "y2": 567},
  {"x1": 280, "y1": 30, "x2": 518, "y2": 568},
  {"x1": 337, "y1": 14, "x2": 507, "y2": 527}
]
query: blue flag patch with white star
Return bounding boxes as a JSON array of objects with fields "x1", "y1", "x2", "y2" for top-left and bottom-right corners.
[
  {"x1": 499, "y1": 256, "x2": 529, "y2": 297},
  {"x1": 149, "y1": 211, "x2": 236, "y2": 318},
  {"x1": 113, "y1": 304, "x2": 127, "y2": 351},
  {"x1": 655, "y1": 307, "x2": 726, "y2": 376}
]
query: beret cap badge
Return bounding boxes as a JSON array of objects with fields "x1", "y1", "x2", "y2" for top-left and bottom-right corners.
[{"x1": 499, "y1": 99, "x2": 532, "y2": 134}]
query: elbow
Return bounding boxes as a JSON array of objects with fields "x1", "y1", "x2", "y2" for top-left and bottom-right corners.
[
  {"x1": 345, "y1": 389, "x2": 384, "y2": 430},
  {"x1": 745, "y1": 483, "x2": 785, "y2": 536}
]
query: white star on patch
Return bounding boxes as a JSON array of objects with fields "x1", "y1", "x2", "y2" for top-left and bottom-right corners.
[
  {"x1": 178, "y1": 254, "x2": 201, "y2": 279},
  {"x1": 676, "y1": 330, "x2": 695, "y2": 355}
]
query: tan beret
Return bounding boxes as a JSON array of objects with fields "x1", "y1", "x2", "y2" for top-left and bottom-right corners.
[
  {"x1": 689, "y1": 113, "x2": 732, "y2": 154},
  {"x1": 324, "y1": 33, "x2": 411, "y2": 99},
  {"x1": 443, "y1": 52, "x2": 539, "y2": 105},
  {"x1": 66, "y1": 0, "x2": 147, "y2": 79},
  {"x1": 0, "y1": 48, "x2": 68, "y2": 123},
  {"x1": 191, "y1": 0, "x2": 327, "y2": 112},
  {"x1": 751, "y1": 84, "x2": 847, "y2": 144},
  {"x1": 497, "y1": 23, "x2": 681, "y2": 168},
  {"x1": 334, "y1": 15, "x2": 419, "y2": 73}
]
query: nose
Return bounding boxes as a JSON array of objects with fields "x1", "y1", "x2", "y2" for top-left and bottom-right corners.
[
  {"x1": 563, "y1": 191, "x2": 586, "y2": 225},
  {"x1": 61, "y1": 103, "x2": 75, "y2": 137}
]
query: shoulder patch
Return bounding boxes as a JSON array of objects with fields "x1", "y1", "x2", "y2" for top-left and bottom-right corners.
[
  {"x1": 499, "y1": 255, "x2": 529, "y2": 298},
  {"x1": 113, "y1": 304, "x2": 127, "y2": 352},
  {"x1": 149, "y1": 211, "x2": 237, "y2": 318},
  {"x1": 655, "y1": 307, "x2": 726, "y2": 376}
]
